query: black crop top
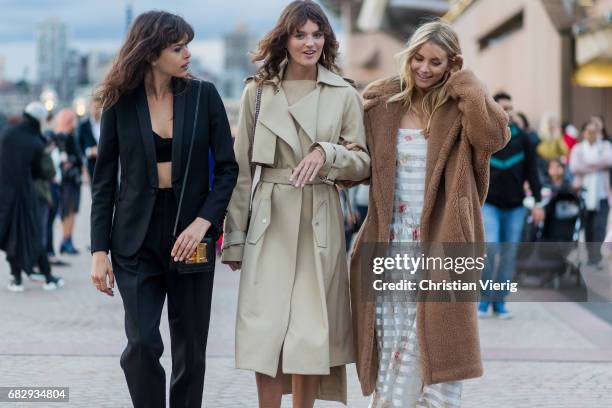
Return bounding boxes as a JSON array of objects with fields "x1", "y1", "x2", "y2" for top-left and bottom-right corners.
[{"x1": 153, "y1": 131, "x2": 172, "y2": 163}]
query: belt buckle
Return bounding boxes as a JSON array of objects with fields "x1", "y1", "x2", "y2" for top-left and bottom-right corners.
[{"x1": 318, "y1": 176, "x2": 335, "y2": 186}]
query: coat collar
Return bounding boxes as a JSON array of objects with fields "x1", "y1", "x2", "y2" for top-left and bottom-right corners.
[
  {"x1": 134, "y1": 81, "x2": 187, "y2": 188},
  {"x1": 254, "y1": 61, "x2": 349, "y2": 162},
  {"x1": 264, "y1": 59, "x2": 349, "y2": 89}
]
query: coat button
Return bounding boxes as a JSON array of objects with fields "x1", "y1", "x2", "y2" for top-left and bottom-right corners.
[
  {"x1": 262, "y1": 218, "x2": 267, "y2": 224},
  {"x1": 315, "y1": 221, "x2": 319, "y2": 226}
]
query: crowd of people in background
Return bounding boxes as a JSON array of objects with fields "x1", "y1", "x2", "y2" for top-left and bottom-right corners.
[{"x1": 0, "y1": 96, "x2": 102, "y2": 292}]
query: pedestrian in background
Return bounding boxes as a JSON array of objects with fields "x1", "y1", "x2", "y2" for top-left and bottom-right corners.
[
  {"x1": 54, "y1": 109, "x2": 83, "y2": 255},
  {"x1": 570, "y1": 117, "x2": 612, "y2": 268},
  {"x1": 0, "y1": 102, "x2": 64, "y2": 292},
  {"x1": 77, "y1": 96, "x2": 102, "y2": 184},
  {"x1": 536, "y1": 112, "x2": 568, "y2": 179},
  {"x1": 516, "y1": 111, "x2": 539, "y2": 149},
  {"x1": 479, "y1": 92, "x2": 544, "y2": 319},
  {"x1": 44, "y1": 126, "x2": 69, "y2": 266}
]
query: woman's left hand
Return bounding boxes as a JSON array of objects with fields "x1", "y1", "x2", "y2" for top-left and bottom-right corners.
[
  {"x1": 172, "y1": 217, "x2": 211, "y2": 262},
  {"x1": 290, "y1": 148, "x2": 325, "y2": 188}
]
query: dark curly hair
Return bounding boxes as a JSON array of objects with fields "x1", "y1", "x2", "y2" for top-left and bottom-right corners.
[
  {"x1": 97, "y1": 10, "x2": 194, "y2": 109},
  {"x1": 251, "y1": 0, "x2": 339, "y2": 83}
]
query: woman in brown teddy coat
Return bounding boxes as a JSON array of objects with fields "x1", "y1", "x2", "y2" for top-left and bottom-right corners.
[{"x1": 350, "y1": 20, "x2": 510, "y2": 407}]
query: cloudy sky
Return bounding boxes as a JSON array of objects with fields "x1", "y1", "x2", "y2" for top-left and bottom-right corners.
[{"x1": 0, "y1": 0, "x2": 340, "y2": 80}]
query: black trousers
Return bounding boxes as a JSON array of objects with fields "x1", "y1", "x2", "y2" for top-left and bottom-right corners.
[
  {"x1": 112, "y1": 189, "x2": 215, "y2": 408},
  {"x1": 584, "y1": 199, "x2": 610, "y2": 263}
]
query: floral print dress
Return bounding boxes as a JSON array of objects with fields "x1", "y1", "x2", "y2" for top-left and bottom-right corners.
[{"x1": 370, "y1": 128, "x2": 462, "y2": 408}]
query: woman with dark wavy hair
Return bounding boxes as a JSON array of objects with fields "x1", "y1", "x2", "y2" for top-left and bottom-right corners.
[
  {"x1": 221, "y1": 1, "x2": 370, "y2": 406},
  {"x1": 90, "y1": 10, "x2": 237, "y2": 408}
]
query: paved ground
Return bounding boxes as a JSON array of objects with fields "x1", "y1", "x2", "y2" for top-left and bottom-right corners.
[{"x1": 2, "y1": 189, "x2": 612, "y2": 407}]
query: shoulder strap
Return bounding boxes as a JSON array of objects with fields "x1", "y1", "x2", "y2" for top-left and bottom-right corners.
[{"x1": 173, "y1": 80, "x2": 203, "y2": 238}]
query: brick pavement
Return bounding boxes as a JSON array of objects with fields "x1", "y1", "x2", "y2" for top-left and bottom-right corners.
[{"x1": 2, "y1": 189, "x2": 612, "y2": 407}]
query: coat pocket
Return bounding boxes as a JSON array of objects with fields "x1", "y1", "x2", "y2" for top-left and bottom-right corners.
[
  {"x1": 312, "y1": 200, "x2": 328, "y2": 248},
  {"x1": 246, "y1": 198, "x2": 271, "y2": 245},
  {"x1": 458, "y1": 196, "x2": 474, "y2": 242}
]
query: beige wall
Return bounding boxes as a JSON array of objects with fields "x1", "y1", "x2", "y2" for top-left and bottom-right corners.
[
  {"x1": 342, "y1": 31, "x2": 405, "y2": 88},
  {"x1": 451, "y1": 0, "x2": 563, "y2": 129}
]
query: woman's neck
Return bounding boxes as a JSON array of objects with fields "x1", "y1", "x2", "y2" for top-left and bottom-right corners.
[
  {"x1": 145, "y1": 69, "x2": 172, "y2": 100},
  {"x1": 284, "y1": 60, "x2": 317, "y2": 81}
]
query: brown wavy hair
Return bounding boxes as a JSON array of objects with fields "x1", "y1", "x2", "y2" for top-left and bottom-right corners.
[
  {"x1": 97, "y1": 11, "x2": 194, "y2": 109},
  {"x1": 251, "y1": 0, "x2": 339, "y2": 82}
]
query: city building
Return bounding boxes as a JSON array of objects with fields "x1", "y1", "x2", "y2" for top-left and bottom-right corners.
[
  {"x1": 323, "y1": 0, "x2": 611, "y2": 131},
  {"x1": 0, "y1": 56, "x2": 5, "y2": 82},
  {"x1": 125, "y1": 2, "x2": 134, "y2": 34},
  {"x1": 220, "y1": 23, "x2": 257, "y2": 100},
  {"x1": 446, "y1": 0, "x2": 611, "y2": 135},
  {"x1": 37, "y1": 18, "x2": 68, "y2": 86},
  {"x1": 321, "y1": 0, "x2": 449, "y2": 87},
  {"x1": 0, "y1": 80, "x2": 37, "y2": 117},
  {"x1": 36, "y1": 17, "x2": 85, "y2": 107},
  {"x1": 87, "y1": 51, "x2": 115, "y2": 88}
]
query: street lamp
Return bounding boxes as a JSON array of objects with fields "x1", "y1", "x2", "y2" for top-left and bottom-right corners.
[
  {"x1": 73, "y1": 96, "x2": 87, "y2": 117},
  {"x1": 40, "y1": 88, "x2": 58, "y2": 112}
]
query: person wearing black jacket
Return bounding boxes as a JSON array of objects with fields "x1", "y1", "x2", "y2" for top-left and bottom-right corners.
[
  {"x1": 53, "y1": 108, "x2": 84, "y2": 255},
  {"x1": 90, "y1": 11, "x2": 238, "y2": 408},
  {"x1": 0, "y1": 102, "x2": 64, "y2": 292},
  {"x1": 479, "y1": 92, "x2": 544, "y2": 319},
  {"x1": 77, "y1": 97, "x2": 102, "y2": 183}
]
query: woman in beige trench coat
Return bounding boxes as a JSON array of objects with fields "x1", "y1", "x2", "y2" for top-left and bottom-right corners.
[
  {"x1": 350, "y1": 21, "x2": 510, "y2": 407},
  {"x1": 221, "y1": 2, "x2": 370, "y2": 407}
]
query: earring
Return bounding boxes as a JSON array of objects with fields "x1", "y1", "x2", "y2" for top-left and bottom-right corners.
[{"x1": 284, "y1": 49, "x2": 289, "y2": 61}]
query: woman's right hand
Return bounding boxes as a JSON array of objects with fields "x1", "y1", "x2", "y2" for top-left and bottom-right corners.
[
  {"x1": 91, "y1": 251, "x2": 115, "y2": 296},
  {"x1": 224, "y1": 261, "x2": 242, "y2": 271}
]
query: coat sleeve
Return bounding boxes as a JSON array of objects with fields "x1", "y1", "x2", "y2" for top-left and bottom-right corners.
[
  {"x1": 309, "y1": 87, "x2": 371, "y2": 187},
  {"x1": 446, "y1": 69, "x2": 510, "y2": 154},
  {"x1": 196, "y1": 82, "x2": 239, "y2": 236},
  {"x1": 90, "y1": 104, "x2": 119, "y2": 254},
  {"x1": 221, "y1": 82, "x2": 256, "y2": 262}
]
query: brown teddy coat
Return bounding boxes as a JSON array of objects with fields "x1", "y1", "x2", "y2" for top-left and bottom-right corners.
[{"x1": 350, "y1": 69, "x2": 510, "y2": 395}]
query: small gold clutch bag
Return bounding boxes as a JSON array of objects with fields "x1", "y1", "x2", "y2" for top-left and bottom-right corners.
[
  {"x1": 174, "y1": 236, "x2": 215, "y2": 274},
  {"x1": 185, "y1": 242, "x2": 208, "y2": 264}
]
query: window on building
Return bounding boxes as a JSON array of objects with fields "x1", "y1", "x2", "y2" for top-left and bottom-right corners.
[{"x1": 478, "y1": 11, "x2": 524, "y2": 51}]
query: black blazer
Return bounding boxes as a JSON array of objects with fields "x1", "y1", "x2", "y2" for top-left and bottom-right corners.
[{"x1": 90, "y1": 79, "x2": 238, "y2": 257}]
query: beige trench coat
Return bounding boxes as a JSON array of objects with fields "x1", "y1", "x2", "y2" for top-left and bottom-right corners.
[{"x1": 222, "y1": 62, "x2": 370, "y2": 403}]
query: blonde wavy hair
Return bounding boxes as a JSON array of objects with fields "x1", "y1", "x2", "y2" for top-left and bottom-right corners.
[{"x1": 388, "y1": 20, "x2": 461, "y2": 132}]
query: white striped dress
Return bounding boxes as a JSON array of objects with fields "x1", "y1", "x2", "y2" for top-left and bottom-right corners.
[{"x1": 370, "y1": 129, "x2": 462, "y2": 408}]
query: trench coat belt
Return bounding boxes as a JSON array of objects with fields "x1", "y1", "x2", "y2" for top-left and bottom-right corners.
[{"x1": 259, "y1": 167, "x2": 334, "y2": 186}]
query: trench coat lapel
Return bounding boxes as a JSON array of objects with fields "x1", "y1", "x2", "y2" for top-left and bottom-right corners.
[
  {"x1": 287, "y1": 86, "x2": 320, "y2": 143},
  {"x1": 135, "y1": 85, "x2": 158, "y2": 188},
  {"x1": 171, "y1": 86, "x2": 186, "y2": 185},
  {"x1": 257, "y1": 86, "x2": 302, "y2": 156}
]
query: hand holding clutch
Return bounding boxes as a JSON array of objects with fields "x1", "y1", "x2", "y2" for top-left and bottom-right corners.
[{"x1": 171, "y1": 217, "x2": 211, "y2": 262}]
